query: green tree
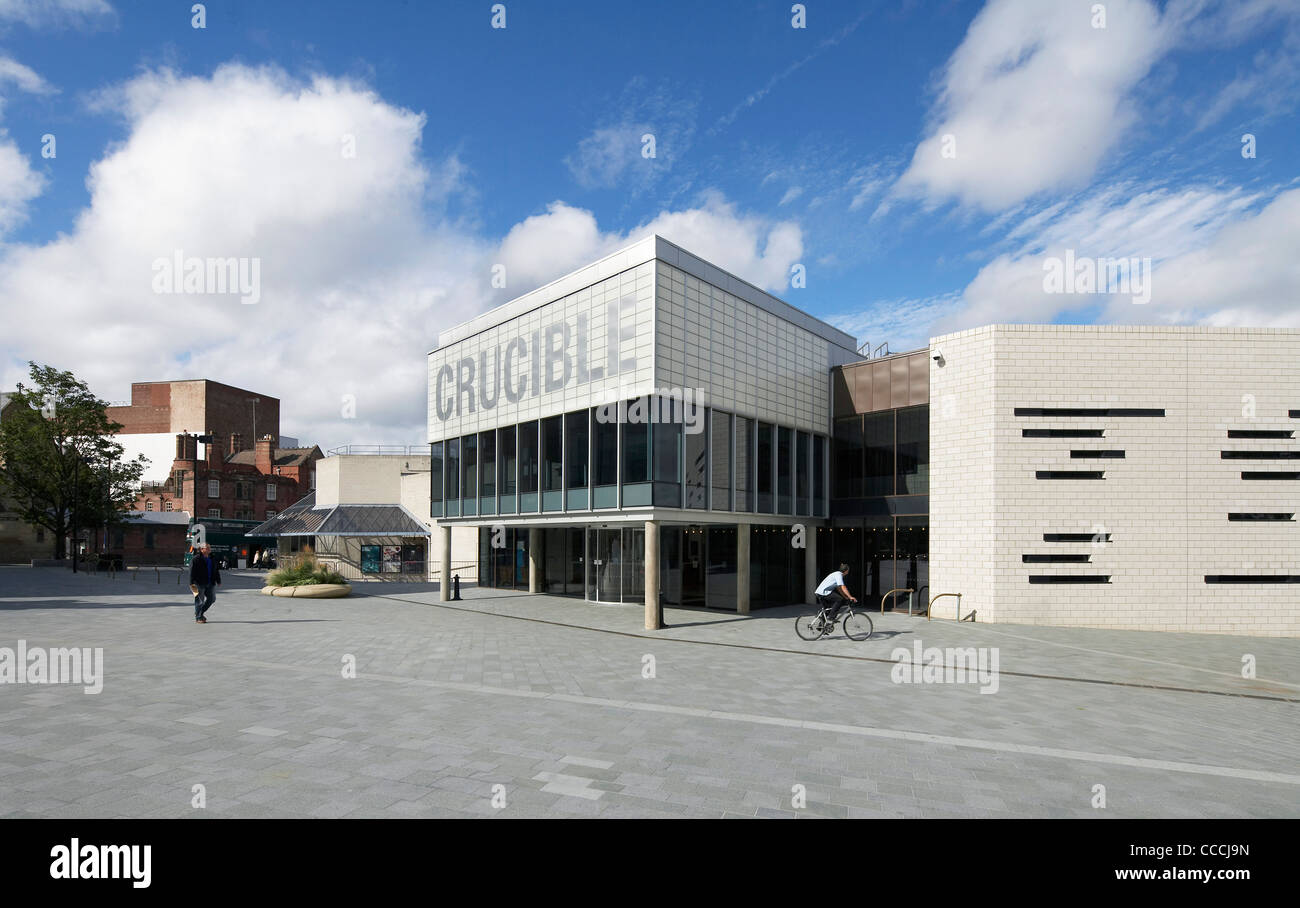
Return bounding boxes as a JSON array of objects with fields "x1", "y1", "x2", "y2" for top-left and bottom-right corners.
[{"x1": 0, "y1": 363, "x2": 147, "y2": 559}]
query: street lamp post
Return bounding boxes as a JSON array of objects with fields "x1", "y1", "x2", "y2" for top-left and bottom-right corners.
[{"x1": 71, "y1": 454, "x2": 79, "y2": 573}]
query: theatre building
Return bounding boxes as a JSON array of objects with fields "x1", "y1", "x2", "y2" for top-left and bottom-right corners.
[
  {"x1": 428, "y1": 236, "x2": 858, "y2": 626},
  {"x1": 429, "y1": 236, "x2": 1300, "y2": 637}
]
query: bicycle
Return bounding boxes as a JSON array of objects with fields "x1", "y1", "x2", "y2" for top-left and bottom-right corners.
[{"x1": 795, "y1": 596, "x2": 873, "y2": 641}]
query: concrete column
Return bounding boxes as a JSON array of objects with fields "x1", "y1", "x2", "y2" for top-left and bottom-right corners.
[
  {"x1": 528, "y1": 528, "x2": 541, "y2": 593},
  {"x1": 805, "y1": 523, "x2": 818, "y2": 605},
  {"x1": 736, "y1": 522, "x2": 750, "y2": 614},
  {"x1": 644, "y1": 520, "x2": 661, "y2": 630},
  {"x1": 439, "y1": 525, "x2": 451, "y2": 601}
]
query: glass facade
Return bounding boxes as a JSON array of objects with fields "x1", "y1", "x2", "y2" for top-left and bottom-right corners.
[
  {"x1": 446, "y1": 398, "x2": 838, "y2": 611},
  {"x1": 433, "y1": 402, "x2": 828, "y2": 523},
  {"x1": 430, "y1": 440, "x2": 443, "y2": 518},
  {"x1": 735, "y1": 417, "x2": 753, "y2": 513},
  {"x1": 652, "y1": 400, "x2": 682, "y2": 508},
  {"x1": 684, "y1": 410, "x2": 707, "y2": 510},
  {"x1": 823, "y1": 402, "x2": 929, "y2": 610},
  {"x1": 593, "y1": 412, "x2": 617, "y2": 508},
  {"x1": 499, "y1": 424, "x2": 516, "y2": 514},
  {"x1": 756, "y1": 422, "x2": 773, "y2": 513},
  {"x1": 710, "y1": 411, "x2": 731, "y2": 510},
  {"x1": 565, "y1": 410, "x2": 588, "y2": 510},
  {"x1": 541, "y1": 415, "x2": 563, "y2": 512},
  {"x1": 621, "y1": 401, "x2": 651, "y2": 506},
  {"x1": 776, "y1": 426, "x2": 792, "y2": 515},
  {"x1": 519, "y1": 420, "x2": 538, "y2": 512},
  {"x1": 461, "y1": 434, "x2": 477, "y2": 516},
  {"x1": 479, "y1": 430, "x2": 496, "y2": 516}
]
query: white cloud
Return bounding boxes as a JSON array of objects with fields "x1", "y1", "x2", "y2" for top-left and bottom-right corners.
[
  {"x1": 495, "y1": 192, "x2": 802, "y2": 297},
  {"x1": 934, "y1": 183, "x2": 1299, "y2": 333},
  {"x1": 0, "y1": 56, "x2": 51, "y2": 235},
  {"x1": 564, "y1": 79, "x2": 696, "y2": 195},
  {"x1": 1116, "y1": 188, "x2": 1300, "y2": 326},
  {"x1": 0, "y1": 64, "x2": 800, "y2": 451},
  {"x1": 0, "y1": 56, "x2": 54, "y2": 94},
  {"x1": 0, "y1": 138, "x2": 44, "y2": 235},
  {"x1": 0, "y1": 0, "x2": 114, "y2": 29},
  {"x1": 894, "y1": 0, "x2": 1167, "y2": 212}
]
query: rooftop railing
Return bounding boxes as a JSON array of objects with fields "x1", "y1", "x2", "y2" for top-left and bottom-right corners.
[{"x1": 326, "y1": 445, "x2": 428, "y2": 456}]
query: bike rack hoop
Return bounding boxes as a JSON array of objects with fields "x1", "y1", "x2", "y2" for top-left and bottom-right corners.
[
  {"x1": 879, "y1": 587, "x2": 914, "y2": 615},
  {"x1": 927, "y1": 592, "x2": 964, "y2": 622}
]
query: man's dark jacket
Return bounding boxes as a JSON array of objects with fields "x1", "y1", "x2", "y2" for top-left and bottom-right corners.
[{"x1": 189, "y1": 554, "x2": 221, "y2": 587}]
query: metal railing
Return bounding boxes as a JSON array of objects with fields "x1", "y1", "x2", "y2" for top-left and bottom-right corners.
[
  {"x1": 879, "y1": 587, "x2": 914, "y2": 615},
  {"x1": 927, "y1": 592, "x2": 969, "y2": 622},
  {"x1": 325, "y1": 445, "x2": 428, "y2": 457}
]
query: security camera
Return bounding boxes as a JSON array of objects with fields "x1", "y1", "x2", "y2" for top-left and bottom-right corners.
[{"x1": 932, "y1": 347, "x2": 945, "y2": 365}]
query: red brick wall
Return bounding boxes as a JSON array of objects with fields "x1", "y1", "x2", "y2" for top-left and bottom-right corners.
[
  {"x1": 108, "y1": 380, "x2": 281, "y2": 444},
  {"x1": 131, "y1": 441, "x2": 320, "y2": 524}
]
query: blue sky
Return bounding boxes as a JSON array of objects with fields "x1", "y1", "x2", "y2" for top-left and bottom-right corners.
[{"x1": 0, "y1": 0, "x2": 1297, "y2": 447}]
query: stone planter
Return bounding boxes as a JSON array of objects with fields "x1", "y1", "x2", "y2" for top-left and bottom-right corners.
[{"x1": 260, "y1": 583, "x2": 352, "y2": 598}]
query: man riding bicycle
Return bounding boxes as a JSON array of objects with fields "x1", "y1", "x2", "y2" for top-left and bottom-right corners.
[{"x1": 814, "y1": 563, "x2": 858, "y2": 624}]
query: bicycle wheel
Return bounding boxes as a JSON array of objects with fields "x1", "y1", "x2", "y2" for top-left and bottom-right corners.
[
  {"x1": 795, "y1": 612, "x2": 828, "y2": 641},
  {"x1": 843, "y1": 611, "x2": 873, "y2": 641}
]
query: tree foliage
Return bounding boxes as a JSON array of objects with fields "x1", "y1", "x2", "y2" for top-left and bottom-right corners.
[{"x1": 0, "y1": 363, "x2": 147, "y2": 558}]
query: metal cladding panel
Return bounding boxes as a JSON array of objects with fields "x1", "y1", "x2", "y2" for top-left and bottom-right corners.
[
  {"x1": 890, "y1": 356, "x2": 910, "y2": 408},
  {"x1": 871, "y1": 361, "x2": 892, "y2": 411},
  {"x1": 832, "y1": 368, "x2": 855, "y2": 418},
  {"x1": 908, "y1": 353, "x2": 930, "y2": 406}
]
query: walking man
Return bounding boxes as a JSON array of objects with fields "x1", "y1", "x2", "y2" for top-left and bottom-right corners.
[{"x1": 189, "y1": 543, "x2": 221, "y2": 624}]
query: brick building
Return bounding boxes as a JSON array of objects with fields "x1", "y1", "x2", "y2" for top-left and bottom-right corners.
[
  {"x1": 108, "y1": 379, "x2": 281, "y2": 444},
  {"x1": 135, "y1": 432, "x2": 322, "y2": 525}
]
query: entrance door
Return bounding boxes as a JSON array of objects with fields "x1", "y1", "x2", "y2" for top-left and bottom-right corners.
[
  {"x1": 681, "y1": 526, "x2": 706, "y2": 608},
  {"x1": 589, "y1": 528, "x2": 623, "y2": 603}
]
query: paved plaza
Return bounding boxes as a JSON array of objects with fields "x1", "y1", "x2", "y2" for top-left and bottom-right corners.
[{"x1": 0, "y1": 565, "x2": 1297, "y2": 818}]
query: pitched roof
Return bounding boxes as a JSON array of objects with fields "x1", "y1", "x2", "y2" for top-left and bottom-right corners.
[{"x1": 244, "y1": 493, "x2": 428, "y2": 538}]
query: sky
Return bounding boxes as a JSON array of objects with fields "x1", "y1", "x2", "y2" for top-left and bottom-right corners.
[{"x1": 0, "y1": 0, "x2": 1296, "y2": 451}]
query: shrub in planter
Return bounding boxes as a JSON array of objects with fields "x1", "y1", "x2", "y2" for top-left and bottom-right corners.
[{"x1": 267, "y1": 554, "x2": 347, "y2": 587}]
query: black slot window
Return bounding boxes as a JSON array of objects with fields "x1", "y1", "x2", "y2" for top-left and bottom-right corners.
[
  {"x1": 1222, "y1": 451, "x2": 1300, "y2": 460},
  {"x1": 1206, "y1": 575, "x2": 1300, "y2": 584},
  {"x1": 1015, "y1": 408, "x2": 1164, "y2": 417},
  {"x1": 1044, "y1": 532, "x2": 1111, "y2": 542},
  {"x1": 1228, "y1": 430, "x2": 1294, "y2": 439},
  {"x1": 1228, "y1": 513, "x2": 1294, "y2": 521},
  {"x1": 1023, "y1": 429, "x2": 1105, "y2": 438},
  {"x1": 1036, "y1": 471, "x2": 1105, "y2": 479},
  {"x1": 1022, "y1": 553, "x2": 1092, "y2": 563},
  {"x1": 1070, "y1": 450, "x2": 1125, "y2": 458},
  {"x1": 1028, "y1": 575, "x2": 1111, "y2": 583}
]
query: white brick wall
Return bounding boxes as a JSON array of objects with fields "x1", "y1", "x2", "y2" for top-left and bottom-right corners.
[{"x1": 931, "y1": 325, "x2": 1300, "y2": 637}]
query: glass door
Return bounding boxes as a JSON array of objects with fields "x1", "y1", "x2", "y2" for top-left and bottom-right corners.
[
  {"x1": 681, "y1": 526, "x2": 706, "y2": 608},
  {"x1": 589, "y1": 528, "x2": 623, "y2": 602}
]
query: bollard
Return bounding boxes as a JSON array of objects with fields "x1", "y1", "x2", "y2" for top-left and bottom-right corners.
[{"x1": 452, "y1": 574, "x2": 461, "y2": 601}]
